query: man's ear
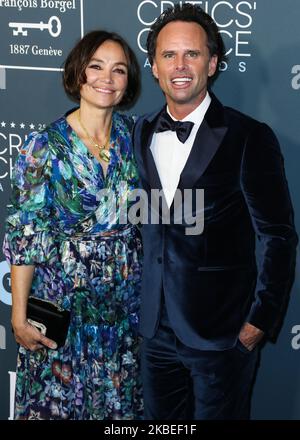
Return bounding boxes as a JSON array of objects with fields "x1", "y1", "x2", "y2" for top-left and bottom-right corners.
[
  {"x1": 208, "y1": 55, "x2": 218, "y2": 77},
  {"x1": 152, "y1": 61, "x2": 159, "y2": 79}
]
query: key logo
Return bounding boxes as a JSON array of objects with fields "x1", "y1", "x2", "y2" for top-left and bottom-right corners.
[
  {"x1": 0, "y1": 1, "x2": 83, "y2": 72},
  {"x1": 9, "y1": 15, "x2": 61, "y2": 38}
]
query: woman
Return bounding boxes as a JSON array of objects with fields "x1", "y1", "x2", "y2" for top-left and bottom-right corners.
[{"x1": 3, "y1": 30, "x2": 143, "y2": 420}]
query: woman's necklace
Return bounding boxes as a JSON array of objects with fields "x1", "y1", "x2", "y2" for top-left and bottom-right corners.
[{"x1": 76, "y1": 110, "x2": 112, "y2": 163}]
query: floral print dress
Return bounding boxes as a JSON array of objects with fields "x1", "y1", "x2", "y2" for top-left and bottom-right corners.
[{"x1": 3, "y1": 112, "x2": 143, "y2": 420}]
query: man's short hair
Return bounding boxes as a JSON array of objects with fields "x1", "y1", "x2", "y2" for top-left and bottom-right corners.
[{"x1": 147, "y1": 4, "x2": 226, "y2": 83}]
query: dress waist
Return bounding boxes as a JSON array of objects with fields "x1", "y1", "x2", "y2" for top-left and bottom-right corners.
[{"x1": 56, "y1": 225, "x2": 138, "y2": 242}]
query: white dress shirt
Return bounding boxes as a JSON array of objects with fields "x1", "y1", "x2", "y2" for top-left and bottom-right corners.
[{"x1": 150, "y1": 92, "x2": 211, "y2": 207}]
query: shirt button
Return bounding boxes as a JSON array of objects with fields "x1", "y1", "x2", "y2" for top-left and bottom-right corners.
[{"x1": 157, "y1": 257, "x2": 162, "y2": 264}]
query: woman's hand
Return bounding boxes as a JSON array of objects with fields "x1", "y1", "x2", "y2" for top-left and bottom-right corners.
[
  {"x1": 10, "y1": 265, "x2": 57, "y2": 351},
  {"x1": 12, "y1": 320, "x2": 57, "y2": 351}
]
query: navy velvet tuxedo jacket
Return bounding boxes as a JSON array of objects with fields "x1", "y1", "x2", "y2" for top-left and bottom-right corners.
[{"x1": 133, "y1": 93, "x2": 298, "y2": 350}]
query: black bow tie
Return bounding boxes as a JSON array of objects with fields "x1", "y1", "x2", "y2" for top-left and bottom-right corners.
[{"x1": 155, "y1": 111, "x2": 194, "y2": 143}]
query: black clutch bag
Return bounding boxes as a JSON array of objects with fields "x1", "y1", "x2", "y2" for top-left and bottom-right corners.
[{"x1": 27, "y1": 296, "x2": 70, "y2": 348}]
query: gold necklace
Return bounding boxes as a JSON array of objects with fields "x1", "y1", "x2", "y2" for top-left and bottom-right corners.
[{"x1": 76, "y1": 110, "x2": 112, "y2": 162}]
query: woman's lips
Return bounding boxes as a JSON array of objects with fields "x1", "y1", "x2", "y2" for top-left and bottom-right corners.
[{"x1": 94, "y1": 87, "x2": 115, "y2": 94}]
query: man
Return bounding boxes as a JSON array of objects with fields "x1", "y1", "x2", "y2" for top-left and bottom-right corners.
[{"x1": 133, "y1": 4, "x2": 298, "y2": 419}]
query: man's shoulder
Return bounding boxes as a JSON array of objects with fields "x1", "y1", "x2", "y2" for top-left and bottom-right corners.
[
  {"x1": 222, "y1": 104, "x2": 274, "y2": 135},
  {"x1": 223, "y1": 105, "x2": 261, "y2": 126},
  {"x1": 221, "y1": 104, "x2": 277, "y2": 143},
  {"x1": 136, "y1": 107, "x2": 163, "y2": 125}
]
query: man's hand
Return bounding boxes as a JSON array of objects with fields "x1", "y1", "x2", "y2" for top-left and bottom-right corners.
[{"x1": 238, "y1": 322, "x2": 264, "y2": 351}]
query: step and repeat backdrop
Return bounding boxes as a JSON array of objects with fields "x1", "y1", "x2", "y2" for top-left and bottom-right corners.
[{"x1": 0, "y1": 0, "x2": 299, "y2": 420}]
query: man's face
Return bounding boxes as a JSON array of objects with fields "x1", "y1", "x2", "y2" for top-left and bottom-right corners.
[{"x1": 152, "y1": 21, "x2": 218, "y2": 115}]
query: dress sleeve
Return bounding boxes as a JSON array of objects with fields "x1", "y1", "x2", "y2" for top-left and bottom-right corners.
[{"x1": 3, "y1": 130, "x2": 58, "y2": 265}]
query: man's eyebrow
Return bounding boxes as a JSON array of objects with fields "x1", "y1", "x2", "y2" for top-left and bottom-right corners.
[{"x1": 160, "y1": 49, "x2": 202, "y2": 54}]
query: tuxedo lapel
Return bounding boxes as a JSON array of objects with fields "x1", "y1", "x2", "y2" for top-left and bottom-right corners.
[
  {"x1": 179, "y1": 94, "x2": 228, "y2": 189},
  {"x1": 136, "y1": 96, "x2": 228, "y2": 193},
  {"x1": 146, "y1": 141, "x2": 162, "y2": 190},
  {"x1": 137, "y1": 110, "x2": 164, "y2": 190}
]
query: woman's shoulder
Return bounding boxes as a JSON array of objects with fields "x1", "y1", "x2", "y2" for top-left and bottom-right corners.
[
  {"x1": 18, "y1": 115, "x2": 65, "y2": 165},
  {"x1": 46, "y1": 115, "x2": 68, "y2": 134},
  {"x1": 24, "y1": 115, "x2": 65, "y2": 143},
  {"x1": 20, "y1": 129, "x2": 49, "y2": 164},
  {"x1": 114, "y1": 112, "x2": 138, "y2": 132}
]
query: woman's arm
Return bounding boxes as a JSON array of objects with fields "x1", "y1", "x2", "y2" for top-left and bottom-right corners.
[
  {"x1": 11, "y1": 265, "x2": 57, "y2": 351},
  {"x1": 11, "y1": 265, "x2": 34, "y2": 329}
]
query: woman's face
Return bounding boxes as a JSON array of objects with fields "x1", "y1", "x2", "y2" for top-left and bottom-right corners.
[{"x1": 80, "y1": 40, "x2": 129, "y2": 110}]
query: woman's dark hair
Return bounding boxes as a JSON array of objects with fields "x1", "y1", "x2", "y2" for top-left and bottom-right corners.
[
  {"x1": 63, "y1": 30, "x2": 140, "y2": 108},
  {"x1": 147, "y1": 4, "x2": 226, "y2": 83}
]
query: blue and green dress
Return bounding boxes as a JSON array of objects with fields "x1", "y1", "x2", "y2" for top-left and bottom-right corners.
[{"x1": 3, "y1": 112, "x2": 143, "y2": 420}]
